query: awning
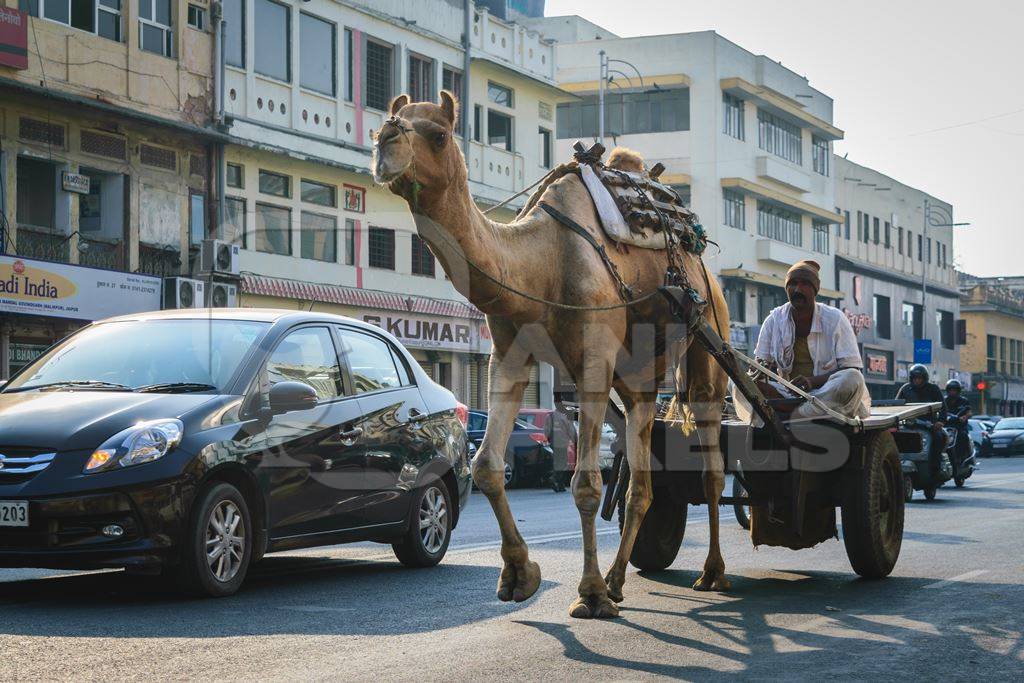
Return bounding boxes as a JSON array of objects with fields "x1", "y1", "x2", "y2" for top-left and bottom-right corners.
[
  {"x1": 721, "y1": 177, "x2": 844, "y2": 224},
  {"x1": 720, "y1": 267, "x2": 845, "y2": 301},
  {"x1": 241, "y1": 274, "x2": 485, "y2": 320},
  {"x1": 720, "y1": 77, "x2": 844, "y2": 141}
]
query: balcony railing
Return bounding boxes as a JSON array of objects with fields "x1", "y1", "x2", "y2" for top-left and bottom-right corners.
[
  {"x1": 138, "y1": 243, "x2": 182, "y2": 278},
  {"x1": 78, "y1": 236, "x2": 124, "y2": 271},
  {"x1": 16, "y1": 227, "x2": 71, "y2": 263}
]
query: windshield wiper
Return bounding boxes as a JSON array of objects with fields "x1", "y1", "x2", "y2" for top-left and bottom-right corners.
[
  {"x1": 6, "y1": 380, "x2": 133, "y2": 393},
  {"x1": 135, "y1": 382, "x2": 218, "y2": 394}
]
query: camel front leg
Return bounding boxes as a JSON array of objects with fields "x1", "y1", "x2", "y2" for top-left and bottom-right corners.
[
  {"x1": 688, "y1": 346, "x2": 731, "y2": 591},
  {"x1": 471, "y1": 354, "x2": 540, "y2": 603},
  {"x1": 569, "y1": 384, "x2": 619, "y2": 619}
]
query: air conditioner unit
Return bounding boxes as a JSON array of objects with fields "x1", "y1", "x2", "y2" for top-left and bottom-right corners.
[
  {"x1": 200, "y1": 238, "x2": 240, "y2": 275},
  {"x1": 206, "y1": 281, "x2": 238, "y2": 308},
  {"x1": 163, "y1": 277, "x2": 205, "y2": 309}
]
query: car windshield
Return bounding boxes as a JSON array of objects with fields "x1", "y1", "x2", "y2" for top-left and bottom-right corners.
[
  {"x1": 994, "y1": 418, "x2": 1024, "y2": 430},
  {"x1": 4, "y1": 319, "x2": 269, "y2": 393}
]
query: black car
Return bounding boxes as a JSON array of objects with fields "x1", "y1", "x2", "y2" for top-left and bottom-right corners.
[
  {"x1": 467, "y1": 410, "x2": 553, "y2": 487},
  {"x1": 0, "y1": 309, "x2": 471, "y2": 597},
  {"x1": 987, "y1": 417, "x2": 1024, "y2": 456}
]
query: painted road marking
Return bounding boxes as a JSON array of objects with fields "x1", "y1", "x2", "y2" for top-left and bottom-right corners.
[{"x1": 922, "y1": 569, "x2": 989, "y2": 590}]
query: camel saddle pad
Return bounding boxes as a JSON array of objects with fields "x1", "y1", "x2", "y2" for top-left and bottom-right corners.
[{"x1": 579, "y1": 163, "x2": 704, "y2": 253}]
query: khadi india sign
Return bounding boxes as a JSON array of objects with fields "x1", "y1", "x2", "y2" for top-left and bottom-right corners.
[
  {"x1": 0, "y1": 255, "x2": 161, "y2": 321},
  {"x1": 0, "y1": 7, "x2": 28, "y2": 70},
  {"x1": 362, "y1": 312, "x2": 492, "y2": 354}
]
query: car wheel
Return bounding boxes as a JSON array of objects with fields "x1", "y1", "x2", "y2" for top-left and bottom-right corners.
[
  {"x1": 903, "y1": 474, "x2": 914, "y2": 503},
  {"x1": 176, "y1": 482, "x2": 252, "y2": 598},
  {"x1": 504, "y1": 453, "x2": 521, "y2": 489},
  {"x1": 393, "y1": 482, "x2": 452, "y2": 568},
  {"x1": 924, "y1": 486, "x2": 937, "y2": 501}
]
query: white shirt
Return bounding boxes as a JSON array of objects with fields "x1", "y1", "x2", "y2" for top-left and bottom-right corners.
[{"x1": 754, "y1": 302, "x2": 863, "y2": 378}]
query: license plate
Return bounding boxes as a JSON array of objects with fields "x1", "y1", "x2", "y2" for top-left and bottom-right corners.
[{"x1": 0, "y1": 501, "x2": 29, "y2": 527}]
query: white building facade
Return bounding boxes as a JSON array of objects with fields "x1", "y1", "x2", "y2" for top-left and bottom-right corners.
[
  {"x1": 547, "y1": 25, "x2": 845, "y2": 352},
  {"x1": 215, "y1": 0, "x2": 572, "y2": 408}
]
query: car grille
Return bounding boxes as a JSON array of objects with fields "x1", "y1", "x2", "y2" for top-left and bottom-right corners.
[{"x1": 0, "y1": 447, "x2": 58, "y2": 484}]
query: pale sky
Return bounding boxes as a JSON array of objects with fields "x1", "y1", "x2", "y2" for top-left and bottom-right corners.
[{"x1": 545, "y1": 0, "x2": 1023, "y2": 277}]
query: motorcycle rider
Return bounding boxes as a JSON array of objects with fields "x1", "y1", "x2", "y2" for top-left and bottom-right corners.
[
  {"x1": 896, "y1": 364, "x2": 947, "y2": 474},
  {"x1": 944, "y1": 379, "x2": 973, "y2": 472}
]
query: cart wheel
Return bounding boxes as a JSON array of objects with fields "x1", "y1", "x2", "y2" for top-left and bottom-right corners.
[
  {"x1": 903, "y1": 474, "x2": 914, "y2": 503},
  {"x1": 618, "y1": 485, "x2": 687, "y2": 571},
  {"x1": 732, "y1": 477, "x2": 751, "y2": 530},
  {"x1": 842, "y1": 431, "x2": 904, "y2": 579},
  {"x1": 924, "y1": 486, "x2": 937, "y2": 501}
]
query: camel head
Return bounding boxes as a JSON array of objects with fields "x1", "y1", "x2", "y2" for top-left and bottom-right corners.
[{"x1": 371, "y1": 90, "x2": 462, "y2": 209}]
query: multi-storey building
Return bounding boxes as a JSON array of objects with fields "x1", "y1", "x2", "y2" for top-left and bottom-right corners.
[
  {"x1": 0, "y1": 0, "x2": 218, "y2": 377},
  {"x1": 546, "y1": 24, "x2": 845, "y2": 353},
  {"x1": 217, "y1": 0, "x2": 571, "y2": 408},
  {"x1": 833, "y1": 157, "x2": 961, "y2": 398},
  {"x1": 959, "y1": 274, "x2": 1024, "y2": 416}
]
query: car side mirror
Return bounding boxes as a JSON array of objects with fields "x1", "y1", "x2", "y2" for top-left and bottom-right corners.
[{"x1": 267, "y1": 381, "x2": 318, "y2": 416}]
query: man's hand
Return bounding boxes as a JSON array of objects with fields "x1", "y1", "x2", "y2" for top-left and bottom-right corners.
[{"x1": 791, "y1": 375, "x2": 812, "y2": 392}]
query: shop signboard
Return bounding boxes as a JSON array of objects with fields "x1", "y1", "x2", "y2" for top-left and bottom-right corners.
[
  {"x1": 0, "y1": 255, "x2": 161, "y2": 321},
  {"x1": 361, "y1": 311, "x2": 492, "y2": 354},
  {"x1": 863, "y1": 347, "x2": 894, "y2": 382},
  {"x1": 0, "y1": 8, "x2": 28, "y2": 70}
]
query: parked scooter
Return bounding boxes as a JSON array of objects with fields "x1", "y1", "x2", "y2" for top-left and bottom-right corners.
[{"x1": 901, "y1": 419, "x2": 954, "y2": 501}]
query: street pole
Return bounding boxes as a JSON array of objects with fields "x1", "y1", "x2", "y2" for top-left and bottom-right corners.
[
  {"x1": 922, "y1": 197, "x2": 928, "y2": 343},
  {"x1": 598, "y1": 50, "x2": 606, "y2": 145}
]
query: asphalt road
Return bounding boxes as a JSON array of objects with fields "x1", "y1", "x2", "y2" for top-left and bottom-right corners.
[{"x1": 1, "y1": 458, "x2": 1022, "y2": 681}]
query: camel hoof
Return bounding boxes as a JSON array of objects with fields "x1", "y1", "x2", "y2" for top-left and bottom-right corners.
[
  {"x1": 497, "y1": 560, "x2": 541, "y2": 603},
  {"x1": 568, "y1": 594, "x2": 620, "y2": 619},
  {"x1": 604, "y1": 572, "x2": 624, "y2": 603},
  {"x1": 693, "y1": 571, "x2": 731, "y2": 592}
]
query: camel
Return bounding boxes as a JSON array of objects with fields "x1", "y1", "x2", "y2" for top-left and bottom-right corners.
[{"x1": 372, "y1": 91, "x2": 732, "y2": 618}]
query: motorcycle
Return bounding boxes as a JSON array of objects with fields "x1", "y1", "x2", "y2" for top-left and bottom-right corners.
[
  {"x1": 901, "y1": 418, "x2": 954, "y2": 501},
  {"x1": 946, "y1": 409, "x2": 979, "y2": 488}
]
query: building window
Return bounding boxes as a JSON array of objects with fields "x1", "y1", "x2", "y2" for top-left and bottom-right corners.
[
  {"x1": 226, "y1": 163, "x2": 244, "y2": 189},
  {"x1": 873, "y1": 216, "x2": 880, "y2": 244},
  {"x1": 556, "y1": 88, "x2": 690, "y2": 139},
  {"x1": 473, "y1": 105, "x2": 482, "y2": 142},
  {"x1": 987, "y1": 334, "x2": 997, "y2": 373},
  {"x1": 812, "y1": 220, "x2": 830, "y2": 254},
  {"x1": 907, "y1": 230, "x2": 913, "y2": 259},
  {"x1": 411, "y1": 233, "x2": 435, "y2": 276},
  {"x1": 902, "y1": 302, "x2": 923, "y2": 340},
  {"x1": 301, "y1": 211, "x2": 336, "y2": 262},
  {"x1": 189, "y1": 192, "x2": 206, "y2": 246},
  {"x1": 365, "y1": 39, "x2": 394, "y2": 111},
  {"x1": 442, "y1": 66, "x2": 463, "y2": 102},
  {"x1": 488, "y1": 81, "x2": 513, "y2": 108},
  {"x1": 408, "y1": 54, "x2": 433, "y2": 103},
  {"x1": 856, "y1": 211, "x2": 862, "y2": 241},
  {"x1": 16, "y1": 157, "x2": 58, "y2": 231},
  {"x1": 757, "y1": 109, "x2": 802, "y2": 165},
  {"x1": 884, "y1": 221, "x2": 891, "y2": 248},
  {"x1": 898, "y1": 226, "x2": 904, "y2": 254},
  {"x1": 937, "y1": 309, "x2": 954, "y2": 350},
  {"x1": 1000, "y1": 337, "x2": 1008, "y2": 373},
  {"x1": 254, "y1": 0, "x2": 290, "y2": 82},
  {"x1": 138, "y1": 0, "x2": 173, "y2": 56},
  {"x1": 843, "y1": 210, "x2": 850, "y2": 240},
  {"x1": 723, "y1": 280, "x2": 745, "y2": 323},
  {"x1": 223, "y1": 196, "x2": 246, "y2": 247},
  {"x1": 917, "y1": 234, "x2": 923, "y2": 261},
  {"x1": 258, "y1": 170, "x2": 290, "y2": 197},
  {"x1": 25, "y1": 0, "x2": 123, "y2": 42},
  {"x1": 343, "y1": 28, "x2": 353, "y2": 102},
  {"x1": 812, "y1": 136, "x2": 829, "y2": 176},
  {"x1": 368, "y1": 226, "x2": 395, "y2": 269},
  {"x1": 862, "y1": 212, "x2": 870, "y2": 244},
  {"x1": 723, "y1": 190, "x2": 745, "y2": 230},
  {"x1": 255, "y1": 203, "x2": 291, "y2": 255},
  {"x1": 344, "y1": 218, "x2": 356, "y2": 266},
  {"x1": 300, "y1": 179, "x2": 336, "y2": 207},
  {"x1": 873, "y1": 295, "x2": 891, "y2": 340},
  {"x1": 723, "y1": 93, "x2": 744, "y2": 140},
  {"x1": 757, "y1": 285, "x2": 788, "y2": 322},
  {"x1": 187, "y1": 3, "x2": 204, "y2": 30},
  {"x1": 538, "y1": 128, "x2": 552, "y2": 169},
  {"x1": 223, "y1": 0, "x2": 244, "y2": 67},
  {"x1": 757, "y1": 202, "x2": 802, "y2": 246},
  {"x1": 300, "y1": 13, "x2": 335, "y2": 96},
  {"x1": 488, "y1": 110, "x2": 513, "y2": 151},
  {"x1": 927, "y1": 237, "x2": 932, "y2": 263}
]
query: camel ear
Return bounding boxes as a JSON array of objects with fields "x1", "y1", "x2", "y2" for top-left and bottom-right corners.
[
  {"x1": 389, "y1": 94, "x2": 410, "y2": 116},
  {"x1": 439, "y1": 90, "x2": 459, "y2": 128}
]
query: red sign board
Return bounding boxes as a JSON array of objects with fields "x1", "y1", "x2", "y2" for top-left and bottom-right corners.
[{"x1": 0, "y1": 8, "x2": 29, "y2": 70}]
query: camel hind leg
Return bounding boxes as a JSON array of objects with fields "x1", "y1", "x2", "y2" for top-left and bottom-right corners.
[
  {"x1": 687, "y1": 341, "x2": 731, "y2": 591},
  {"x1": 471, "y1": 352, "x2": 541, "y2": 603}
]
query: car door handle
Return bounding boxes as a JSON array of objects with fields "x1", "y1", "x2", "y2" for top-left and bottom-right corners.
[
  {"x1": 408, "y1": 409, "x2": 428, "y2": 425},
  {"x1": 339, "y1": 426, "x2": 363, "y2": 445}
]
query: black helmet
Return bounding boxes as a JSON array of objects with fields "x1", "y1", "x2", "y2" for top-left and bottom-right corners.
[
  {"x1": 946, "y1": 379, "x2": 963, "y2": 392},
  {"x1": 909, "y1": 364, "x2": 930, "y2": 381}
]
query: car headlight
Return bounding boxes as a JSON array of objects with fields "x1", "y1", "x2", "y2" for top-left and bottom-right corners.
[
  {"x1": 1013, "y1": 434, "x2": 1024, "y2": 443},
  {"x1": 84, "y1": 419, "x2": 184, "y2": 473}
]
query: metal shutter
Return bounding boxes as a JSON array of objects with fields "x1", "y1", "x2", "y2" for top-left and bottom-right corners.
[{"x1": 522, "y1": 364, "x2": 540, "y2": 409}]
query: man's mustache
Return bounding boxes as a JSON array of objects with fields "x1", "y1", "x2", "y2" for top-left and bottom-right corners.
[{"x1": 789, "y1": 292, "x2": 807, "y2": 304}]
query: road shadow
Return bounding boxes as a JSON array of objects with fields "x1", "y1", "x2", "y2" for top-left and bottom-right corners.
[
  {"x1": 0, "y1": 553, "x2": 554, "y2": 638},
  {"x1": 517, "y1": 570, "x2": 1024, "y2": 679},
  {"x1": 901, "y1": 530, "x2": 980, "y2": 545}
]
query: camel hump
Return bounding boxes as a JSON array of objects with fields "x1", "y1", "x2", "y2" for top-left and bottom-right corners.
[{"x1": 606, "y1": 147, "x2": 646, "y2": 173}]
